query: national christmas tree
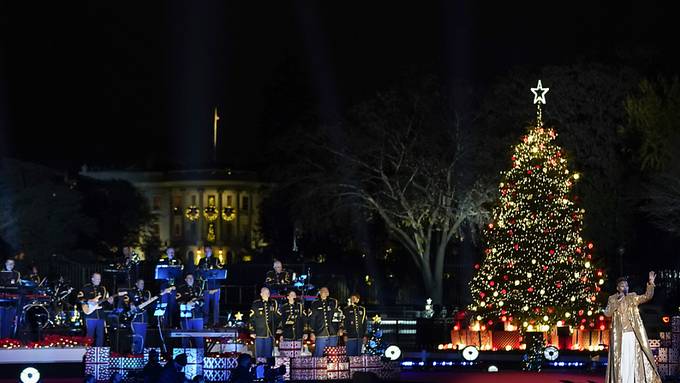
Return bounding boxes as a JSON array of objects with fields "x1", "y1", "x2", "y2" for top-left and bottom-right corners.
[
  {"x1": 469, "y1": 81, "x2": 604, "y2": 359},
  {"x1": 365, "y1": 315, "x2": 386, "y2": 356}
]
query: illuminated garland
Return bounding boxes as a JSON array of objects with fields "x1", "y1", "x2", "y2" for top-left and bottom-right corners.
[
  {"x1": 1, "y1": 335, "x2": 92, "y2": 349},
  {"x1": 204, "y1": 205, "x2": 219, "y2": 221},
  {"x1": 207, "y1": 223, "x2": 216, "y2": 243},
  {"x1": 469, "y1": 86, "x2": 604, "y2": 333},
  {"x1": 222, "y1": 206, "x2": 236, "y2": 221},
  {"x1": 184, "y1": 205, "x2": 200, "y2": 221}
]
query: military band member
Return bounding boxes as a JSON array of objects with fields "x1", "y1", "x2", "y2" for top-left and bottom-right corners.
[
  {"x1": 341, "y1": 293, "x2": 368, "y2": 356},
  {"x1": 280, "y1": 290, "x2": 307, "y2": 341},
  {"x1": 127, "y1": 278, "x2": 152, "y2": 354},
  {"x1": 264, "y1": 260, "x2": 292, "y2": 292},
  {"x1": 158, "y1": 247, "x2": 181, "y2": 328},
  {"x1": 197, "y1": 246, "x2": 222, "y2": 327},
  {"x1": 309, "y1": 287, "x2": 342, "y2": 356},
  {"x1": 249, "y1": 287, "x2": 280, "y2": 358},
  {"x1": 78, "y1": 272, "x2": 115, "y2": 347},
  {"x1": 176, "y1": 273, "x2": 204, "y2": 348},
  {"x1": 0, "y1": 258, "x2": 21, "y2": 338}
]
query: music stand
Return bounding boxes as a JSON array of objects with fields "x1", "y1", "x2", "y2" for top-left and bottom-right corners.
[
  {"x1": 155, "y1": 265, "x2": 183, "y2": 281},
  {"x1": 154, "y1": 303, "x2": 168, "y2": 354},
  {"x1": 179, "y1": 304, "x2": 194, "y2": 318}
]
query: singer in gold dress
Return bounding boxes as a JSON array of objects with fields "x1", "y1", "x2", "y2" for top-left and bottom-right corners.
[{"x1": 604, "y1": 271, "x2": 661, "y2": 383}]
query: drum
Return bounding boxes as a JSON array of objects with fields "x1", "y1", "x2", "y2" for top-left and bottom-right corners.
[{"x1": 23, "y1": 303, "x2": 50, "y2": 329}]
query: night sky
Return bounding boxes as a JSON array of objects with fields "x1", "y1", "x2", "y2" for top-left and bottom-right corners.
[{"x1": 0, "y1": 1, "x2": 677, "y2": 171}]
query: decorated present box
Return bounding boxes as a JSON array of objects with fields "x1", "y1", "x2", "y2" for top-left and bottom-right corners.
[
  {"x1": 492, "y1": 331, "x2": 521, "y2": 350},
  {"x1": 274, "y1": 356, "x2": 291, "y2": 380},
  {"x1": 279, "y1": 340, "x2": 304, "y2": 358},
  {"x1": 327, "y1": 361, "x2": 350, "y2": 380},
  {"x1": 649, "y1": 339, "x2": 661, "y2": 349},
  {"x1": 661, "y1": 339, "x2": 673, "y2": 348},
  {"x1": 672, "y1": 316, "x2": 680, "y2": 333},
  {"x1": 173, "y1": 348, "x2": 204, "y2": 364},
  {"x1": 204, "y1": 356, "x2": 238, "y2": 370},
  {"x1": 323, "y1": 346, "x2": 346, "y2": 356},
  {"x1": 291, "y1": 356, "x2": 327, "y2": 381},
  {"x1": 84, "y1": 347, "x2": 111, "y2": 381},
  {"x1": 109, "y1": 356, "x2": 145, "y2": 383},
  {"x1": 85, "y1": 347, "x2": 111, "y2": 363},
  {"x1": 450, "y1": 329, "x2": 467, "y2": 345},
  {"x1": 183, "y1": 364, "x2": 203, "y2": 380},
  {"x1": 661, "y1": 332, "x2": 671, "y2": 340},
  {"x1": 327, "y1": 355, "x2": 349, "y2": 364},
  {"x1": 84, "y1": 363, "x2": 110, "y2": 382},
  {"x1": 143, "y1": 347, "x2": 166, "y2": 365},
  {"x1": 466, "y1": 330, "x2": 492, "y2": 349},
  {"x1": 672, "y1": 333, "x2": 680, "y2": 348},
  {"x1": 204, "y1": 369, "x2": 230, "y2": 382},
  {"x1": 670, "y1": 348, "x2": 680, "y2": 363},
  {"x1": 658, "y1": 348, "x2": 669, "y2": 363}
]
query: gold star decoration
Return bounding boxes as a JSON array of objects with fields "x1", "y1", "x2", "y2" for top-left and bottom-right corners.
[
  {"x1": 372, "y1": 314, "x2": 382, "y2": 324},
  {"x1": 234, "y1": 311, "x2": 244, "y2": 321}
]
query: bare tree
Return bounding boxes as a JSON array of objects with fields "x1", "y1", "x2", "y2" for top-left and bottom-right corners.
[{"x1": 292, "y1": 84, "x2": 494, "y2": 303}]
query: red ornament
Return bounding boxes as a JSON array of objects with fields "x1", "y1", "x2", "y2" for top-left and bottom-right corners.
[
  {"x1": 587, "y1": 242, "x2": 594, "y2": 249},
  {"x1": 556, "y1": 282, "x2": 562, "y2": 289},
  {"x1": 543, "y1": 265, "x2": 549, "y2": 271},
  {"x1": 513, "y1": 243, "x2": 519, "y2": 251},
  {"x1": 527, "y1": 287, "x2": 534, "y2": 292},
  {"x1": 501, "y1": 289, "x2": 507, "y2": 295},
  {"x1": 549, "y1": 249, "x2": 555, "y2": 255},
  {"x1": 489, "y1": 281, "x2": 495, "y2": 286},
  {"x1": 578, "y1": 310, "x2": 584, "y2": 316},
  {"x1": 501, "y1": 316, "x2": 507, "y2": 322},
  {"x1": 480, "y1": 292, "x2": 486, "y2": 298},
  {"x1": 502, "y1": 275, "x2": 509, "y2": 281},
  {"x1": 527, "y1": 170, "x2": 533, "y2": 175},
  {"x1": 501, "y1": 309, "x2": 507, "y2": 315},
  {"x1": 474, "y1": 263, "x2": 481, "y2": 269}
]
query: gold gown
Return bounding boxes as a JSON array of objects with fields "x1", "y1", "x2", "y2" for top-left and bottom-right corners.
[{"x1": 603, "y1": 283, "x2": 661, "y2": 383}]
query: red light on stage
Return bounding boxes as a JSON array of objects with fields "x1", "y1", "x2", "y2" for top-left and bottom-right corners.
[
  {"x1": 454, "y1": 325, "x2": 460, "y2": 331},
  {"x1": 662, "y1": 316, "x2": 670, "y2": 324},
  {"x1": 600, "y1": 325, "x2": 605, "y2": 331}
]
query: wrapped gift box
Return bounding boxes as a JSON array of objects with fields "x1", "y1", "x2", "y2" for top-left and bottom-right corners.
[
  {"x1": 291, "y1": 356, "x2": 327, "y2": 381},
  {"x1": 661, "y1": 339, "x2": 673, "y2": 348},
  {"x1": 274, "y1": 356, "x2": 291, "y2": 380},
  {"x1": 172, "y1": 348, "x2": 204, "y2": 364},
  {"x1": 661, "y1": 332, "x2": 671, "y2": 340},
  {"x1": 492, "y1": 331, "x2": 521, "y2": 350},
  {"x1": 183, "y1": 364, "x2": 203, "y2": 380},
  {"x1": 670, "y1": 348, "x2": 680, "y2": 363},
  {"x1": 672, "y1": 333, "x2": 680, "y2": 349},
  {"x1": 349, "y1": 354, "x2": 382, "y2": 374},
  {"x1": 203, "y1": 356, "x2": 236, "y2": 382},
  {"x1": 279, "y1": 340, "x2": 304, "y2": 358},
  {"x1": 143, "y1": 347, "x2": 166, "y2": 365},
  {"x1": 466, "y1": 330, "x2": 492, "y2": 349},
  {"x1": 109, "y1": 356, "x2": 144, "y2": 383},
  {"x1": 327, "y1": 360, "x2": 350, "y2": 380},
  {"x1": 84, "y1": 347, "x2": 111, "y2": 381},
  {"x1": 672, "y1": 316, "x2": 680, "y2": 333},
  {"x1": 323, "y1": 346, "x2": 346, "y2": 356},
  {"x1": 378, "y1": 360, "x2": 400, "y2": 380},
  {"x1": 649, "y1": 339, "x2": 661, "y2": 348},
  {"x1": 203, "y1": 369, "x2": 229, "y2": 382},
  {"x1": 658, "y1": 348, "x2": 669, "y2": 363}
]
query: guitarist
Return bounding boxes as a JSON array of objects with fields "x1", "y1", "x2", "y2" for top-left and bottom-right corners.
[
  {"x1": 197, "y1": 245, "x2": 222, "y2": 327},
  {"x1": 176, "y1": 273, "x2": 204, "y2": 348},
  {"x1": 77, "y1": 272, "x2": 115, "y2": 346},
  {"x1": 127, "y1": 278, "x2": 151, "y2": 354}
]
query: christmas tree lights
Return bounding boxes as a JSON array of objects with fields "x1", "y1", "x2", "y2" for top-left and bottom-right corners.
[{"x1": 469, "y1": 81, "x2": 604, "y2": 335}]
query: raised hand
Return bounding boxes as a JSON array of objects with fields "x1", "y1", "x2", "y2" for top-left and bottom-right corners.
[{"x1": 649, "y1": 271, "x2": 656, "y2": 284}]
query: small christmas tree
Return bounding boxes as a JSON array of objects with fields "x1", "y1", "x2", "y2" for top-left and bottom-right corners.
[
  {"x1": 469, "y1": 81, "x2": 604, "y2": 369},
  {"x1": 365, "y1": 315, "x2": 386, "y2": 356}
]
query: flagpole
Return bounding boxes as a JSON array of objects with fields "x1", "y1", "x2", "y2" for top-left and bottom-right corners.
[{"x1": 213, "y1": 107, "x2": 219, "y2": 163}]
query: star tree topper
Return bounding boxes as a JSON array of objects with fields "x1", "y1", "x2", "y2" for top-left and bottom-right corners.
[{"x1": 530, "y1": 80, "x2": 549, "y2": 104}]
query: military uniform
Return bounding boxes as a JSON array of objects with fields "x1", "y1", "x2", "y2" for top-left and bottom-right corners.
[
  {"x1": 309, "y1": 297, "x2": 341, "y2": 356},
  {"x1": 265, "y1": 270, "x2": 292, "y2": 286},
  {"x1": 197, "y1": 256, "x2": 221, "y2": 326},
  {"x1": 0, "y1": 269, "x2": 20, "y2": 339},
  {"x1": 127, "y1": 287, "x2": 152, "y2": 353},
  {"x1": 176, "y1": 283, "x2": 204, "y2": 348},
  {"x1": 157, "y1": 256, "x2": 181, "y2": 328},
  {"x1": 249, "y1": 298, "x2": 280, "y2": 357},
  {"x1": 281, "y1": 300, "x2": 305, "y2": 341},
  {"x1": 342, "y1": 303, "x2": 367, "y2": 355},
  {"x1": 77, "y1": 283, "x2": 109, "y2": 346}
]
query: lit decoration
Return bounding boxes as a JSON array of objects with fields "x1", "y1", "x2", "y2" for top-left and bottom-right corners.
[
  {"x1": 468, "y1": 81, "x2": 604, "y2": 370},
  {"x1": 207, "y1": 223, "x2": 216, "y2": 243},
  {"x1": 365, "y1": 314, "x2": 386, "y2": 356},
  {"x1": 222, "y1": 206, "x2": 236, "y2": 221},
  {"x1": 204, "y1": 206, "x2": 219, "y2": 221},
  {"x1": 234, "y1": 311, "x2": 244, "y2": 321},
  {"x1": 372, "y1": 315, "x2": 382, "y2": 324},
  {"x1": 184, "y1": 205, "x2": 200, "y2": 221}
]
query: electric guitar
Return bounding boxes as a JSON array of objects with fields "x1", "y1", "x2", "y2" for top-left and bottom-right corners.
[
  {"x1": 82, "y1": 291, "x2": 127, "y2": 316},
  {"x1": 123, "y1": 286, "x2": 176, "y2": 322}
]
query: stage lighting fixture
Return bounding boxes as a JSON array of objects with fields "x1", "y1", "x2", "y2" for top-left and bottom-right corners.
[
  {"x1": 385, "y1": 345, "x2": 402, "y2": 360},
  {"x1": 20, "y1": 367, "x2": 40, "y2": 383},
  {"x1": 462, "y1": 345, "x2": 479, "y2": 361},
  {"x1": 544, "y1": 346, "x2": 559, "y2": 361},
  {"x1": 487, "y1": 365, "x2": 499, "y2": 372}
]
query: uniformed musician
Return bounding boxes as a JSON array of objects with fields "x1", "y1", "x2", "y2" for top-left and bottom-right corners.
[
  {"x1": 248, "y1": 286, "x2": 280, "y2": 358},
  {"x1": 0, "y1": 258, "x2": 21, "y2": 338},
  {"x1": 309, "y1": 287, "x2": 342, "y2": 356},
  {"x1": 176, "y1": 273, "x2": 204, "y2": 348},
  {"x1": 77, "y1": 272, "x2": 115, "y2": 346},
  {"x1": 280, "y1": 289, "x2": 307, "y2": 342},
  {"x1": 197, "y1": 245, "x2": 222, "y2": 327},
  {"x1": 264, "y1": 260, "x2": 292, "y2": 295},
  {"x1": 158, "y1": 247, "x2": 181, "y2": 328},
  {"x1": 341, "y1": 293, "x2": 368, "y2": 356},
  {"x1": 127, "y1": 278, "x2": 152, "y2": 353}
]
